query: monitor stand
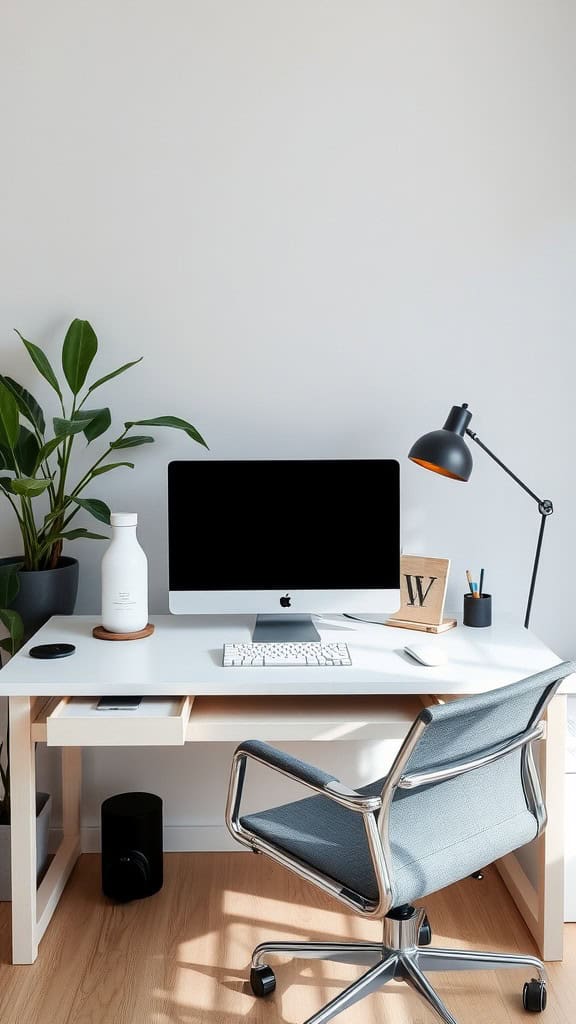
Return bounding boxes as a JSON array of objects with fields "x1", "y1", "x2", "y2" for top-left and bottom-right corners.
[{"x1": 252, "y1": 614, "x2": 321, "y2": 643}]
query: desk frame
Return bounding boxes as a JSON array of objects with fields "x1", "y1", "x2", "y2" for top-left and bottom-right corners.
[
  {"x1": 10, "y1": 697, "x2": 82, "y2": 963},
  {"x1": 7, "y1": 690, "x2": 567, "y2": 966}
]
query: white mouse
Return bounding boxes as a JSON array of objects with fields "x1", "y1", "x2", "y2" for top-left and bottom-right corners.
[{"x1": 404, "y1": 643, "x2": 448, "y2": 667}]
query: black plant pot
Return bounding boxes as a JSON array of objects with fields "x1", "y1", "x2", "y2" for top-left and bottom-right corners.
[{"x1": 0, "y1": 556, "x2": 79, "y2": 639}]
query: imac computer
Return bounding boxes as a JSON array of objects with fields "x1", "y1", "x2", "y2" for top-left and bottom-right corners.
[{"x1": 168, "y1": 459, "x2": 400, "y2": 643}]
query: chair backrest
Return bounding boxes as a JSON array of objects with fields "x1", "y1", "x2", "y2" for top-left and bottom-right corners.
[{"x1": 376, "y1": 660, "x2": 575, "y2": 907}]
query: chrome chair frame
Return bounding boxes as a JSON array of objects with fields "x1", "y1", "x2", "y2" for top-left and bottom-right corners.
[
  {"x1": 226, "y1": 718, "x2": 547, "y2": 919},
  {"x1": 225, "y1": 687, "x2": 556, "y2": 1024}
]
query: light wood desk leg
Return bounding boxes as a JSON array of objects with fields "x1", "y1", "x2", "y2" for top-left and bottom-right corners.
[
  {"x1": 498, "y1": 693, "x2": 566, "y2": 961},
  {"x1": 9, "y1": 696, "x2": 38, "y2": 964},
  {"x1": 538, "y1": 693, "x2": 566, "y2": 961},
  {"x1": 34, "y1": 744, "x2": 82, "y2": 955}
]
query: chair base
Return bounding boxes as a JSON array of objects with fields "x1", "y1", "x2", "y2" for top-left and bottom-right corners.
[{"x1": 250, "y1": 906, "x2": 547, "y2": 1024}]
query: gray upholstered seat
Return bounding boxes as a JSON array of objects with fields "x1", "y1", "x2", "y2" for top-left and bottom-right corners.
[
  {"x1": 241, "y1": 763, "x2": 538, "y2": 906},
  {"x1": 226, "y1": 660, "x2": 576, "y2": 1024},
  {"x1": 242, "y1": 781, "x2": 385, "y2": 901}
]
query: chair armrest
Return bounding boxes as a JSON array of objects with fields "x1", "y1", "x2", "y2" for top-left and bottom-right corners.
[
  {"x1": 234, "y1": 740, "x2": 382, "y2": 813},
  {"x1": 226, "y1": 740, "x2": 391, "y2": 917}
]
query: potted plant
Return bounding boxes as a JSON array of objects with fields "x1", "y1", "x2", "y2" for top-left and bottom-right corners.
[
  {"x1": 0, "y1": 318, "x2": 207, "y2": 635},
  {"x1": 0, "y1": 569, "x2": 49, "y2": 900}
]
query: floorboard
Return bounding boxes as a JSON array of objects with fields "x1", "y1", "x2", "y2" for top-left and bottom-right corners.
[{"x1": 0, "y1": 854, "x2": 574, "y2": 1023}]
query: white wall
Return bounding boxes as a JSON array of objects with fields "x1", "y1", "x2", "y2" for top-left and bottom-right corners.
[{"x1": 1, "y1": 1, "x2": 576, "y2": 843}]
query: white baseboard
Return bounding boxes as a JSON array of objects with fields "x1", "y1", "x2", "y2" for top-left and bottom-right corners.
[{"x1": 70, "y1": 824, "x2": 241, "y2": 854}]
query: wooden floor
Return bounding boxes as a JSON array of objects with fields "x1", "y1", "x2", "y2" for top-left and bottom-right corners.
[{"x1": 0, "y1": 854, "x2": 575, "y2": 1023}]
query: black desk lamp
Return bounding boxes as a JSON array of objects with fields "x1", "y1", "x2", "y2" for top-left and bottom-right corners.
[{"x1": 408, "y1": 403, "x2": 553, "y2": 629}]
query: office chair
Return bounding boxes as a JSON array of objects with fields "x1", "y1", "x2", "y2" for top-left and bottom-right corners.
[{"x1": 226, "y1": 660, "x2": 575, "y2": 1024}]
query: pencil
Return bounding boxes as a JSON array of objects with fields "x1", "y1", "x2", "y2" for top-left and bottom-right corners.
[
  {"x1": 466, "y1": 570, "x2": 474, "y2": 595},
  {"x1": 479, "y1": 568, "x2": 485, "y2": 597}
]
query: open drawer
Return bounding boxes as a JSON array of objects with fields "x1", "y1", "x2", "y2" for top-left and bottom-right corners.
[{"x1": 38, "y1": 696, "x2": 193, "y2": 746}]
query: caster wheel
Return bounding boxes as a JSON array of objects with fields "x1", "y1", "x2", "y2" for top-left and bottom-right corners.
[
  {"x1": 523, "y1": 979, "x2": 547, "y2": 1012},
  {"x1": 250, "y1": 965, "x2": 276, "y2": 997},
  {"x1": 419, "y1": 914, "x2": 432, "y2": 946}
]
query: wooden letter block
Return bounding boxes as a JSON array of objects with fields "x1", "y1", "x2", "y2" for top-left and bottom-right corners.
[{"x1": 387, "y1": 554, "x2": 456, "y2": 633}]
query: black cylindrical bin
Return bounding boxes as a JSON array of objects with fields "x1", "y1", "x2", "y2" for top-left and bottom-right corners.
[
  {"x1": 101, "y1": 792, "x2": 163, "y2": 902},
  {"x1": 463, "y1": 593, "x2": 492, "y2": 627}
]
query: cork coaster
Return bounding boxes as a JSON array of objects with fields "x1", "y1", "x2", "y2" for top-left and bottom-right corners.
[{"x1": 92, "y1": 623, "x2": 155, "y2": 641}]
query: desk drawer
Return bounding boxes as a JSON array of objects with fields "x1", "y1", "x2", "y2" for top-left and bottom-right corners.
[{"x1": 45, "y1": 696, "x2": 192, "y2": 746}]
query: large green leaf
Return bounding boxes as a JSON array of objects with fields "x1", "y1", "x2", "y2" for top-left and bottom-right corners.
[
  {"x1": 15, "y1": 330, "x2": 62, "y2": 399},
  {"x1": 62, "y1": 319, "x2": 98, "y2": 395},
  {"x1": 0, "y1": 565, "x2": 20, "y2": 607},
  {"x1": 87, "y1": 357, "x2": 143, "y2": 395},
  {"x1": 53, "y1": 415, "x2": 95, "y2": 438},
  {"x1": 125, "y1": 416, "x2": 208, "y2": 448},
  {"x1": 10, "y1": 476, "x2": 52, "y2": 497},
  {"x1": 91, "y1": 461, "x2": 134, "y2": 477},
  {"x1": 0, "y1": 380, "x2": 20, "y2": 450},
  {"x1": 35, "y1": 436, "x2": 64, "y2": 470},
  {"x1": 0, "y1": 377, "x2": 45, "y2": 435},
  {"x1": 71, "y1": 496, "x2": 111, "y2": 525},
  {"x1": 0, "y1": 609, "x2": 24, "y2": 652},
  {"x1": 110, "y1": 435, "x2": 154, "y2": 449},
  {"x1": 15, "y1": 425, "x2": 40, "y2": 477},
  {"x1": 0, "y1": 445, "x2": 16, "y2": 471},
  {"x1": 73, "y1": 407, "x2": 111, "y2": 443},
  {"x1": 52, "y1": 528, "x2": 108, "y2": 541}
]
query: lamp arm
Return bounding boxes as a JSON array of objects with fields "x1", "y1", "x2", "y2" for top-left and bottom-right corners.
[
  {"x1": 466, "y1": 429, "x2": 544, "y2": 506},
  {"x1": 465, "y1": 429, "x2": 553, "y2": 629}
]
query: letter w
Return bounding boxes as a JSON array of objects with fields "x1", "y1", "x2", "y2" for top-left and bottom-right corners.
[{"x1": 405, "y1": 575, "x2": 437, "y2": 607}]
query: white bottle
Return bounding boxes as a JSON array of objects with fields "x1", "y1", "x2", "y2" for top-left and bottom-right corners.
[{"x1": 101, "y1": 513, "x2": 148, "y2": 633}]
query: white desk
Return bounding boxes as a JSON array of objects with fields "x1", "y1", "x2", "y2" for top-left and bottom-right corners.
[{"x1": 0, "y1": 613, "x2": 572, "y2": 965}]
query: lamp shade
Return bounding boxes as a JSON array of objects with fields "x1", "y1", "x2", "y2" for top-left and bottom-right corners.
[{"x1": 408, "y1": 403, "x2": 473, "y2": 481}]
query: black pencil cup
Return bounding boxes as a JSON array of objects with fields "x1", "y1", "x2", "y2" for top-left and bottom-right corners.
[{"x1": 463, "y1": 593, "x2": 492, "y2": 627}]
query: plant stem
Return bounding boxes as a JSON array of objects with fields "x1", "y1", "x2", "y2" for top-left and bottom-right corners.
[
  {"x1": 7, "y1": 446, "x2": 37, "y2": 568},
  {"x1": 20, "y1": 497, "x2": 38, "y2": 569},
  {"x1": 0, "y1": 490, "x2": 26, "y2": 534},
  {"x1": 37, "y1": 429, "x2": 129, "y2": 563},
  {"x1": 39, "y1": 461, "x2": 57, "y2": 507},
  {"x1": 29, "y1": 421, "x2": 57, "y2": 507},
  {"x1": 44, "y1": 397, "x2": 78, "y2": 567},
  {"x1": 68, "y1": 430, "x2": 129, "y2": 500}
]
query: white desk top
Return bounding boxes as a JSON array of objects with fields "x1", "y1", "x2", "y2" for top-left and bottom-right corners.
[{"x1": 0, "y1": 614, "x2": 573, "y2": 697}]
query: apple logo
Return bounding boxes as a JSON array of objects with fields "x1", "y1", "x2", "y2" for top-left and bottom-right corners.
[{"x1": 280, "y1": 594, "x2": 291, "y2": 608}]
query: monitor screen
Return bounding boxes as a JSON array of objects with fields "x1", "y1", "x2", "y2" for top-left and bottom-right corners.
[{"x1": 168, "y1": 459, "x2": 399, "y2": 593}]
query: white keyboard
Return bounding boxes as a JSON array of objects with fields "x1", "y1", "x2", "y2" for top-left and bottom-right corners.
[{"x1": 222, "y1": 642, "x2": 352, "y2": 667}]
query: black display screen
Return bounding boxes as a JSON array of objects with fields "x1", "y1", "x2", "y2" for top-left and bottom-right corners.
[{"x1": 168, "y1": 460, "x2": 400, "y2": 591}]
